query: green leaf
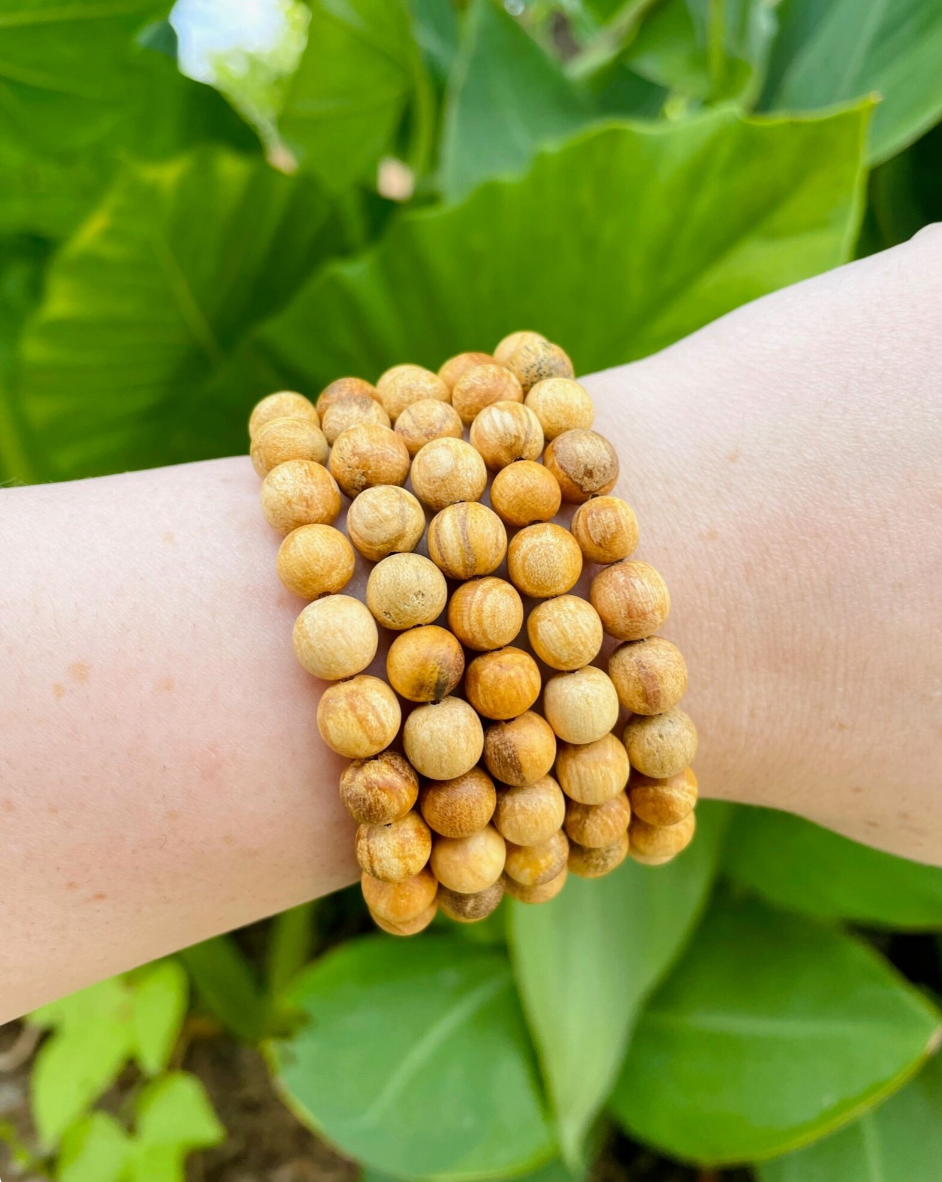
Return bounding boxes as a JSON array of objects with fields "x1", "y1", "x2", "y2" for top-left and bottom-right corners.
[
  {"x1": 125, "y1": 1072, "x2": 225, "y2": 1182},
  {"x1": 178, "y1": 935, "x2": 267, "y2": 1045},
  {"x1": 266, "y1": 902, "x2": 317, "y2": 1003},
  {"x1": 610, "y1": 897, "x2": 942, "y2": 1165},
  {"x1": 759, "y1": 0, "x2": 942, "y2": 164},
  {"x1": 725, "y1": 805, "x2": 942, "y2": 930},
  {"x1": 757, "y1": 1052, "x2": 942, "y2": 1182},
  {"x1": 272, "y1": 935, "x2": 555, "y2": 1180},
  {"x1": 57, "y1": 1112, "x2": 130, "y2": 1182},
  {"x1": 256, "y1": 105, "x2": 868, "y2": 389},
  {"x1": 508, "y1": 801, "x2": 729, "y2": 1168},
  {"x1": 0, "y1": 235, "x2": 52, "y2": 480},
  {"x1": 130, "y1": 960, "x2": 189, "y2": 1075},
  {"x1": 439, "y1": 0, "x2": 594, "y2": 202},
  {"x1": 410, "y1": 0, "x2": 460, "y2": 84}
]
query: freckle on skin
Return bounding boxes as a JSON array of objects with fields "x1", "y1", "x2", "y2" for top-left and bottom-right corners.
[
  {"x1": 727, "y1": 447, "x2": 740, "y2": 463},
  {"x1": 52, "y1": 682, "x2": 65, "y2": 699},
  {"x1": 91, "y1": 892, "x2": 107, "y2": 902},
  {"x1": 157, "y1": 676, "x2": 175, "y2": 693},
  {"x1": 2, "y1": 799, "x2": 14, "y2": 813},
  {"x1": 69, "y1": 662, "x2": 91, "y2": 683},
  {"x1": 66, "y1": 882, "x2": 78, "y2": 890},
  {"x1": 705, "y1": 529, "x2": 719, "y2": 542},
  {"x1": 165, "y1": 809, "x2": 179, "y2": 821},
  {"x1": 223, "y1": 834, "x2": 235, "y2": 845},
  {"x1": 48, "y1": 804, "x2": 59, "y2": 815},
  {"x1": 163, "y1": 531, "x2": 175, "y2": 545}
]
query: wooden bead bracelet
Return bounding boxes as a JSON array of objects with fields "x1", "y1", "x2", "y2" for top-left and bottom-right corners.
[{"x1": 248, "y1": 332, "x2": 699, "y2": 935}]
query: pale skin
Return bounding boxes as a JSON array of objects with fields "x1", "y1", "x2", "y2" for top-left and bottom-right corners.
[{"x1": 1, "y1": 228, "x2": 940, "y2": 1024}]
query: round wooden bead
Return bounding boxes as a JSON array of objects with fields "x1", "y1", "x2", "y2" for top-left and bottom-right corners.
[
  {"x1": 410, "y1": 437, "x2": 487, "y2": 511},
  {"x1": 494, "y1": 776, "x2": 566, "y2": 846},
  {"x1": 556, "y1": 734, "x2": 629, "y2": 805},
  {"x1": 490, "y1": 461, "x2": 561, "y2": 527},
  {"x1": 370, "y1": 902, "x2": 437, "y2": 936},
  {"x1": 386, "y1": 625, "x2": 465, "y2": 703},
  {"x1": 544, "y1": 430, "x2": 619, "y2": 503},
  {"x1": 507, "y1": 523, "x2": 583, "y2": 599},
  {"x1": 249, "y1": 391, "x2": 318, "y2": 438},
  {"x1": 431, "y1": 825, "x2": 506, "y2": 894},
  {"x1": 321, "y1": 393, "x2": 391, "y2": 444},
  {"x1": 630, "y1": 767, "x2": 698, "y2": 828},
  {"x1": 502, "y1": 864, "x2": 567, "y2": 904},
  {"x1": 447, "y1": 578, "x2": 523, "y2": 651},
  {"x1": 251, "y1": 416, "x2": 329, "y2": 476},
  {"x1": 438, "y1": 351, "x2": 495, "y2": 392},
  {"x1": 504, "y1": 830, "x2": 569, "y2": 887},
  {"x1": 469, "y1": 401, "x2": 543, "y2": 470},
  {"x1": 524, "y1": 378, "x2": 593, "y2": 440},
  {"x1": 419, "y1": 767, "x2": 497, "y2": 838},
  {"x1": 629, "y1": 811, "x2": 696, "y2": 864},
  {"x1": 427, "y1": 502, "x2": 507, "y2": 579},
  {"x1": 376, "y1": 364, "x2": 449, "y2": 422},
  {"x1": 437, "y1": 880, "x2": 504, "y2": 923},
  {"x1": 366, "y1": 553, "x2": 447, "y2": 630},
  {"x1": 571, "y1": 496, "x2": 639, "y2": 564},
  {"x1": 340, "y1": 750, "x2": 419, "y2": 825},
  {"x1": 543, "y1": 667, "x2": 619, "y2": 745},
  {"x1": 508, "y1": 340, "x2": 574, "y2": 392},
  {"x1": 465, "y1": 646, "x2": 541, "y2": 720},
  {"x1": 564, "y1": 792, "x2": 631, "y2": 849},
  {"x1": 452, "y1": 364, "x2": 523, "y2": 426},
  {"x1": 317, "y1": 377, "x2": 376, "y2": 417},
  {"x1": 623, "y1": 708, "x2": 698, "y2": 779},
  {"x1": 527, "y1": 594, "x2": 603, "y2": 670},
  {"x1": 483, "y1": 712, "x2": 556, "y2": 787},
  {"x1": 403, "y1": 696, "x2": 484, "y2": 780},
  {"x1": 493, "y1": 330, "x2": 546, "y2": 367},
  {"x1": 293, "y1": 594, "x2": 377, "y2": 680},
  {"x1": 395, "y1": 399, "x2": 464, "y2": 456},
  {"x1": 590, "y1": 560, "x2": 670, "y2": 641},
  {"x1": 329, "y1": 424, "x2": 410, "y2": 498},
  {"x1": 317, "y1": 675, "x2": 401, "y2": 758},
  {"x1": 568, "y1": 831, "x2": 629, "y2": 878},
  {"x1": 361, "y1": 864, "x2": 437, "y2": 922},
  {"x1": 346, "y1": 484, "x2": 426, "y2": 562},
  {"x1": 608, "y1": 636, "x2": 687, "y2": 714},
  {"x1": 277, "y1": 524, "x2": 355, "y2": 599},
  {"x1": 260, "y1": 460, "x2": 341, "y2": 534},
  {"x1": 356, "y1": 810, "x2": 432, "y2": 883}
]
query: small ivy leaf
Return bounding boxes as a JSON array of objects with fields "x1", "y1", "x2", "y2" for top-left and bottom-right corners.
[
  {"x1": 130, "y1": 960, "x2": 189, "y2": 1076},
  {"x1": 57, "y1": 1111, "x2": 131, "y2": 1182}
]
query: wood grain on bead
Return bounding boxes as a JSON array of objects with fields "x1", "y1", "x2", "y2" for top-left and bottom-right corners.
[
  {"x1": 437, "y1": 880, "x2": 504, "y2": 923},
  {"x1": 544, "y1": 429, "x2": 619, "y2": 503},
  {"x1": 427, "y1": 502, "x2": 507, "y2": 580},
  {"x1": 346, "y1": 484, "x2": 426, "y2": 562},
  {"x1": 277, "y1": 524, "x2": 355, "y2": 599},
  {"x1": 469, "y1": 401, "x2": 543, "y2": 470},
  {"x1": 590, "y1": 560, "x2": 670, "y2": 641},
  {"x1": 527, "y1": 594, "x2": 603, "y2": 670},
  {"x1": 251, "y1": 416, "x2": 329, "y2": 476},
  {"x1": 317, "y1": 376, "x2": 376, "y2": 417},
  {"x1": 629, "y1": 811, "x2": 696, "y2": 863},
  {"x1": 568, "y1": 831, "x2": 629, "y2": 878},
  {"x1": 361, "y1": 864, "x2": 437, "y2": 922},
  {"x1": 483, "y1": 711, "x2": 556, "y2": 787},
  {"x1": 508, "y1": 340, "x2": 574, "y2": 392},
  {"x1": 571, "y1": 496, "x2": 639, "y2": 564},
  {"x1": 430, "y1": 825, "x2": 506, "y2": 893},
  {"x1": 329, "y1": 424, "x2": 410, "y2": 498},
  {"x1": 608, "y1": 636, "x2": 687, "y2": 714},
  {"x1": 524, "y1": 378, "x2": 594, "y2": 440},
  {"x1": 543, "y1": 666, "x2": 619, "y2": 745},
  {"x1": 438, "y1": 351, "x2": 494, "y2": 392},
  {"x1": 447, "y1": 577, "x2": 523, "y2": 651},
  {"x1": 629, "y1": 767, "x2": 698, "y2": 828},
  {"x1": 403, "y1": 697, "x2": 484, "y2": 780},
  {"x1": 465, "y1": 646, "x2": 541, "y2": 720},
  {"x1": 249, "y1": 391, "x2": 318, "y2": 438},
  {"x1": 623, "y1": 708, "x2": 698, "y2": 779},
  {"x1": 419, "y1": 767, "x2": 497, "y2": 838},
  {"x1": 260, "y1": 460, "x2": 341, "y2": 534},
  {"x1": 356, "y1": 810, "x2": 432, "y2": 882},
  {"x1": 493, "y1": 330, "x2": 546, "y2": 367},
  {"x1": 370, "y1": 902, "x2": 437, "y2": 936},
  {"x1": 489, "y1": 461, "x2": 561, "y2": 527},
  {"x1": 503, "y1": 829, "x2": 569, "y2": 887},
  {"x1": 386, "y1": 625, "x2": 465, "y2": 702},
  {"x1": 452, "y1": 364, "x2": 523, "y2": 425},
  {"x1": 493, "y1": 776, "x2": 565, "y2": 846},
  {"x1": 321, "y1": 393, "x2": 391, "y2": 444},
  {"x1": 366, "y1": 553, "x2": 448, "y2": 630},
  {"x1": 376, "y1": 364, "x2": 449, "y2": 422},
  {"x1": 395, "y1": 399, "x2": 464, "y2": 456},
  {"x1": 410, "y1": 437, "x2": 487, "y2": 510},
  {"x1": 555, "y1": 733, "x2": 630, "y2": 804},
  {"x1": 507, "y1": 523, "x2": 583, "y2": 599},
  {"x1": 340, "y1": 751, "x2": 419, "y2": 825},
  {"x1": 293, "y1": 595, "x2": 377, "y2": 680},
  {"x1": 564, "y1": 792, "x2": 631, "y2": 849},
  {"x1": 316, "y1": 675, "x2": 401, "y2": 758},
  {"x1": 501, "y1": 864, "x2": 567, "y2": 903}
]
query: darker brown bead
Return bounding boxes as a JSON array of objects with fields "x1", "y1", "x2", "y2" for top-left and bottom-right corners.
[
  {"x1": 437, "y1": 880, "x2": 504, "y2": 923},
  {"x1": 386, "y1": 625, "x2": 465, "y2": 703},
  {"x1": 544, "y1": 430, "x2": 619, "y2": 503},
  {"x1": 419, "y1": 767, "x2": 497, "y2": 838},
  {"x1": 340, "y1": 750, "x2": 419, "y2": 825}
]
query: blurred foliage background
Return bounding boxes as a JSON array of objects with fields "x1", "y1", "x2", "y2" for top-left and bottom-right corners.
[{"x1": 2, "y1": 1, "x2": 942, "y2": 1180}]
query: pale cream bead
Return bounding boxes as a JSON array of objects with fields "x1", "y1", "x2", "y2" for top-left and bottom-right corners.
[
  {"x1": 629, "y1": 811, "x2": 696, "y2": 863},
  {"x1": 623, "y1": 708, "x2": 698, "y2": 778},
  {"x1": 356, "y1": 811, "x2": 432, "y2": 882},
  {"x1": 431, "y1": 825, "x2": 506, "y2": 894},
  {"x1": 316, "y1": 675, "x2": 401, "y2": 758},
  {"x1": 362, "y1": 864, "x2": 438, "y2": 922},
  {"x1": 493, "y1": 330, "x2": 546, "y2": 367},
  {"x1": 317, "y1": 377, "x2": 377, "y2": 416},
  {"x1": 366, "y1": 553, "x2": 448, "y2": 630},
  {"x1": 321, "y1": 393, "x2": 391, "y2": 444},
  {"x1": 395, "y1": 399, "x2": 463, "y2": 456},
  {"x1": 452, "y1": 364, "x2": 523, "y2": 426},
  {"x1": 427, "y1": 502, "x2": 507, "y2": 580},
  {"x1": 469, "y1": 401, "x2": 543, "y2": 470},
  {"x1": 376, "y1": 364, "x2": 449, "y2": 422},
  {"x1": 370, "y1": 902, "x2": 437, "y2": 936},
  {"x1": 507, "y1": 523, "x2": 583, "y2": 599},
  {"x1": 489, "y1": 461, "x2": 561, "y2": 528},
  {"x1": 438, "y1": 351, "x2": 494, "y2": 392},
  {"x1": 447, "y1": 578, "x2": 523, "y2": 651},
  {"x1": 564, "y1": 792, "x2": 631, "y2": 849},
  {"x1": 250, "y1": 416, "x2": 329, "y2": 476},
  {"x1": 329, "y1": 424, "x2": 410, "y2": 498},
  {"x1": 527, "y1": 594, "x2": 603, "y2": 670},
  {"x1": 403, "y1": 697, "x2": 484, "y2": 780},
  {"x1": 293, "y1": 594, "x2": 378, "y2": 680},
  {"x1": 503, "y1": 830, "x2": 569, "y2": 887},
  {"x1": 524, "y1": 378, "x2": 594, "y2": 440},
  {"x1": 410, "y1": 437, "x2": 487, "y2": 511},
  {"x1": 571, "y1": 496, "x2": 639, "y2": 564},
  {"x1": 249, "y1": 391, "x2": 318, "y2": 438},
  {"x1": 556, "y1": 733, "x2": 630, "y2": 804},
  {"x1": 543, "y1": 667, "x2": 619, "y2": 745},
  {"x1": 277, "y1": 525, "x2": 355, "y2": 599},
  {"x1": 346, "y1": 484, "x2": 426, "y2": 562},
  {"x1": 493, "y1": 776, "x2": 566, "y2": 846},
  {"x1": 260, "y1": 460, "x2": 341, "y2": 534}
]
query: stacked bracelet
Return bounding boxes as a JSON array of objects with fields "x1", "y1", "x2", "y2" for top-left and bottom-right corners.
[{"x1": 248, "y1": 331, "x2": 698, "y2": 935}]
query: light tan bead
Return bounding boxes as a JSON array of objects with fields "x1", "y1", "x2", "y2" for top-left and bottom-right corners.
[
  {"x1": 277, "y1": 525, "x2": 355, "y2": 599},
  {"x1": 356, "y1": 810, "x2": 432, "y2": 883},
  {"x1": 293, "y1": 594, "x2": 377, "y2": 680},
  {"x1": 410, "y1": 437, "x2": 487, "y2": 510},
  {"x1": 502, "y1": 864, "x2": 567, "y2": 904},
  {"x1": 608, "y1": 636, "x2": 687, "y2": 714},
  {"x1": 362, "y1": 864, "x2": 437, "y2": 922},
  {"x1": 568, "y1": 831, "x2": 629, "y2": 878},
  {"x1": 490, "y1": 461, "x2": 561, "y2": 527},
  {"x1": 483, "y1": 712, "x2": 556, "y2": 787},
  {"x1": 437, "y1": 880, "x2": 504, "y2": 923},
  {"x1": 507, "y1": 523, "x2": 583, "y2": 599},
  {"x1": 630, "y1": 811, "x2": 696, "y2": 863},
  {"x1": 524, "y1": 378, "x2": 594, "y2": 440},
  {"x1": 346, "y1": 485, "x2": 426, "y2": 562},
  {"x1": 403, "y1": 697, "x2": 484, "y2": 781},
  {"x1": 508, "y1": 340, "x2": 574, "y2": 392},
  {"x1": 427, "y1": 502, "x2": 507, "y2": 579},
  {"x1": 556, "y1": 733, "x2": 630, "y2": 804},
  {"x1": 527, "y1": 595, "x2": 603, "y2": 670},
  {"x1": 447, "y1": 578, "x2": 523, "y2": 651},
  {"x1": 420, "y1": 767, "x2": 497, "y2": 838},
  {"x1": 340, "y1": 751, "x2": 419, "y2": 825},
  {"x1": 317, "y1": 675, "x2": 401, "y2": 758},
  {"x1": 376, "y1": 364, "x2": 449, "y2": 422},
  {"x1": 504, "y1": 830, "x2": 569, "y2": 887},
  {"x1": 571, "y1": 496, "x2": 639, "y2": 564},
  {"x1": 493, "y1": 330, "x2": 546, "y2": 367},
  {"x1": 544, "y1": 430, "x2": 619, "y2": 503},
  {"x1": 249, "y1": 391, "x2": 318, "y2": 438},
  {"x1": 590, "y1": 560, "x2": 670, "y2": 641},
  {"x1": 317, "y1": 377, "x2": 377, "y2": 417},
  {"x1": 438, "y1": 351, "x2": 495, "y2": 392},
  {"x1": 469, "y1": 401, "x2": 543, "y2": 470},
  {"x1": 321, "y1": 393, "x2": 391, "y2": 444},
  {"x1": 630, "y1": 767, "x2": 698, "y2": 828},
  {"x1": 366, "y1": 553, "x2": 448, "y2": 630},
  {"x1": 395, "y1": 399, "x2": 464, "y2": 456},
  {"x1": 465, "y1": 647, "x2": 541, "y2": 721},
  {"x1": 494, "y1": 776, "x2": 566, "y2": 846},
  {"x1": 260, "y1": 460, "x2": 341, "y2": 534},
  {"x1": 386, "y1": 625, "x2": 465, "y2": 703},
  {"x1": 329, "y1": 424, "x2": 410, "y2": 498},
  {"x1": 251, "y1": 416, "x2": 329, "y2": 476},
  {"x1": 624, "y1": 708, "x2": 698, "y2": 779},
  {"x1": 370, "y1": 902, "x2": 437, "y2": 936},
  {"x1": 564, "y1": 792, "x2": 631, "y2": 848},
  {"x1": 452, "y1": 364, "x2": 524, "y2": 426},
  {"x1": 543, "y1": 666, "x2": 619, "y2": 745},
  {"x1": 431, "y1": 825, "x2": 506, "y2": 894}
]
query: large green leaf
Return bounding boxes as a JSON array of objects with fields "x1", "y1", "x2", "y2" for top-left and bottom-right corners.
[
  {"x1": 507, "y1": 801, "x2": 729, "y2": 1168},
  {"x1": 271, "y1": 935, "x2": 555, "y2": 1180},
  {"x1": 759, "y1": 0, "x2": 942, "y2": 164},
  {"x1": 255, "y1": 105, "x2": 868, "y2": 390},
  {"x1": 57, "y1": 1112, "x2": 131, "y2": 1182},
  {"x1": 610, "y1": 897, "x2": 942, "y2": 1165},
  {"x1": 725, "y1": 805, "x2": 942, "y2": 929},
  {"x1": 757, "y1": 1052, "x2": 942, "y2": 1182}
]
